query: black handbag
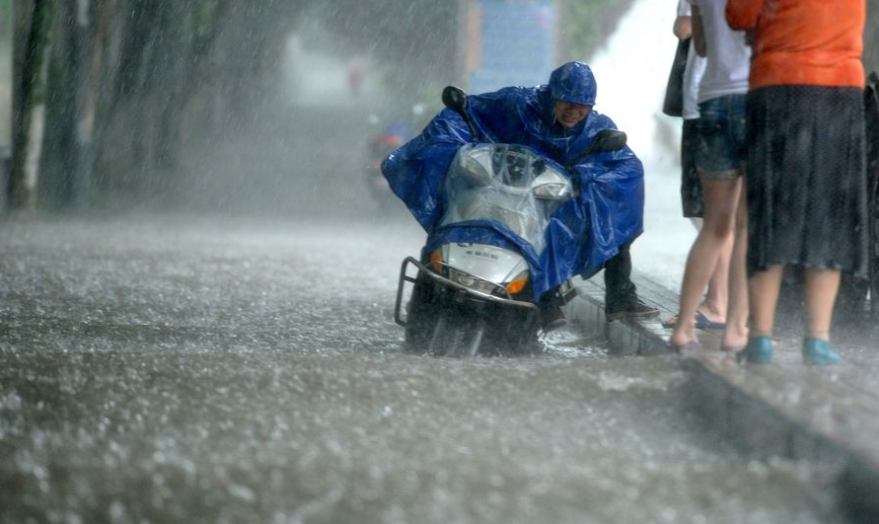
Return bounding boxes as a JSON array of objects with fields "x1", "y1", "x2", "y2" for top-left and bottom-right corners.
[{"x1": 662, "y1": 37, "x2": 691, "y2": 117}]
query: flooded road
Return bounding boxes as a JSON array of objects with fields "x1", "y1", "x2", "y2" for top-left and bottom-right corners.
[
  {"x1": 0, "y1": 1, "x2": 849, "y2": 517},
  {"x1": 0, "y1": 216, "x2": 845, "y2": 524}
]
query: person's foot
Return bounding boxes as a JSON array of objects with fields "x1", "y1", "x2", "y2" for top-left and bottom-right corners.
[
  {"x1": 668, "y1": 339, "x2": 702, "y2": 354},
  {"x1": 605, "y1": 296, "x2": 660, "y2": 322},
  {"x1": 697, "y1": 301, "x2": 726, "y2": 326},
  {"x1": 802, "y1": 337, "x2": 840, "y2": 366},
  {"x1": 540, "y1": 304, "x2": 568, "y2": 331},
  {"x1": 737, "y1": 336, "x2": 773, "y2": 364}
]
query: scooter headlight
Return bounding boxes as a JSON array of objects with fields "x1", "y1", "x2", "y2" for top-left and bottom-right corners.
[
  {"x1": 448, "y1": 268, "x2": 499, "y2": 294},
  {"x1": 449, "y1": 268, "x2": 476, "y2": 287}
]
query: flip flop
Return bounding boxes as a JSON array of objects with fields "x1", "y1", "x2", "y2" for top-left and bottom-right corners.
[
  {"x1": 669, "y1": 340, "x2": 702, "y2": 354},
  {"x1": 662, "y1": 312, "x2": 725, "y2": 329},
  {"x1": 695, "y1": 311, "x2": 725, "y2": 330}
]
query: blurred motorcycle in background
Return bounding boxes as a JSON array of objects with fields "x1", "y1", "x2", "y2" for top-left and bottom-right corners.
[{"x1": 364, "y1": 105, "x2": 425, "y2": 210}]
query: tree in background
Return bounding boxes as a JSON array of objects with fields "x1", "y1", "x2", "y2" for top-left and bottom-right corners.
[
  {"x1": 9, "y1": 0, "x2": 52, "y2": 210},
  {"x1": 11, "y1": 0, "x2": 265, "y2": 208}
]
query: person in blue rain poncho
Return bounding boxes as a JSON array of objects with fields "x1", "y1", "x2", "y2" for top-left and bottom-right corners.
[{"x1": 382, "y1": 61, "x2": 659, "y2": 329}]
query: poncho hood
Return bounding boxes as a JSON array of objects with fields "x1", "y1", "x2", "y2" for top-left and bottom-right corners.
[{"x1": 549, "y1": 62, "x2": 597, "y2": 106}]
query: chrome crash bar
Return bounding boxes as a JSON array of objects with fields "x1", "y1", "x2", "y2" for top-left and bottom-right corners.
[{"x1": 394, "y1": 256, "x2": 537, "y2": 327}]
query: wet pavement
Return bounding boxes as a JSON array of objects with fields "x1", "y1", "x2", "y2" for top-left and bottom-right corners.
[
  {"x1": 568, "y1": 271, "x2": 879, "y2": 523},
  {"x1": 2, "y1": 16, "x2": 871, "y2": 518},
  {"x1": 0, "y1": 215, "x2": 852, "y2": 524}
]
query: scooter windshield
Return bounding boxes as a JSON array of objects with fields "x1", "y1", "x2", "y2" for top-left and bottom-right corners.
[{"x1": 440, "y1": 144, "x2": 573, "y2": 254}]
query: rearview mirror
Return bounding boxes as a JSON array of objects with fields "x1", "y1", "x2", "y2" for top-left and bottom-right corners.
[
  {"x1": 442, "y1": 86, "x2": 478, "y2": 140},
  {"x1": 442, "y1": 86, "x2": 468, "y2": 113}
]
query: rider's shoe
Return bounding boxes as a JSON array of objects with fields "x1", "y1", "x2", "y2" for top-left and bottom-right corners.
[
  {"x1": 605, "y1": 295, "x2": 660, "y2": 322},
  {"x1": 540, "y1": 304, "x2": 568, "y2": 331}
]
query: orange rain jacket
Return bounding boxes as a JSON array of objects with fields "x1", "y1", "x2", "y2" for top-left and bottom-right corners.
[{"x1": 726, "y1": 0, "x2": 865, "y2": 89}]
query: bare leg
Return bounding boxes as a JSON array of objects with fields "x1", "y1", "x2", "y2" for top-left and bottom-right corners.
[
  {"x1": 670, "y1": 174, "x2": 741, "y2": 346},
  {"x1": 687, "y1": 217, "x2": 728, "y2": 324},
  {"x1": 803, "y1": 268, "x2": 841, "y2": 341},
  {"x1": 701, "y1": 232, "x2": 731, "y2": 322},
  {"x1": 721, "y1": 177, "x2": 749, "y2": 348},
  {"x1": 748, "y1": 265, "x2": 784, "y2": 338}
]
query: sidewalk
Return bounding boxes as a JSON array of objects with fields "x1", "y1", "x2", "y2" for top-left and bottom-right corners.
[{"x1": 565, "y1": 271, "x2": 879, "y2": 523}]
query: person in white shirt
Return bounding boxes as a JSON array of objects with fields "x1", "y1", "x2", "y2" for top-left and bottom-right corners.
[
  {"x1": 663, "y1": 0, "x2": 730, "y2": 331},
  {"x1": 669, "y1": 0, "x2": 750, "y2": 355}
]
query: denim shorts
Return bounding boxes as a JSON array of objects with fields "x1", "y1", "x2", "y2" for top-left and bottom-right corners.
[{"x1": 696, "y1": 94, "x2": 747, "y2": 179}]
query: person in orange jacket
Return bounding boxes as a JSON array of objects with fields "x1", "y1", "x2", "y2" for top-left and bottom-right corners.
[{"x1": 727, "y1": 0, "x2": 868, "y2": 365}]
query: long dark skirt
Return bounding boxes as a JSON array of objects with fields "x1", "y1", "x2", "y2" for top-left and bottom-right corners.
[{"x1": 746, "y1": 85, "x2": 869, "y2": 278}]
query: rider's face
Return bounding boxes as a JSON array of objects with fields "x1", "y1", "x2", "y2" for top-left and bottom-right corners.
[{"x1": 553, "y1": 100, "x2": 592, "y2": 128}]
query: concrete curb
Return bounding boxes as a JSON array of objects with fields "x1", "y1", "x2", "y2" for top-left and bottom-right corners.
[{"x1": 565, "y1": 276, "x2": 879, "y2": 523}]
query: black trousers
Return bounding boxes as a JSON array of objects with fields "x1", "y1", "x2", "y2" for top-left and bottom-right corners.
[
  {"x1": 603, "y1": 241, "x2": 637, "y2": 307},
  {"x1": 539, "y1": 241, "x2": 637, "y2": 309}
]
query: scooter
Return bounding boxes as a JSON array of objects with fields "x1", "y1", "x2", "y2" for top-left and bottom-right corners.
[{"x1": 393, "y1": 86, "x2": 627, "y2": 356}]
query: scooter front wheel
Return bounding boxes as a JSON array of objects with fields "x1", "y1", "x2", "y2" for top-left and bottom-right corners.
[
  {"x1": 427, "y1": 310, "x2": 483, "y2": 358},
  {"x1": 403, "y1": 274, "x2": 438, "y2": 353}
]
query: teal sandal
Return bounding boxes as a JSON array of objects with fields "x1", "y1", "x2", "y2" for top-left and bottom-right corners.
[
  {"x1": 802, "y1": 337, "x2": 840, "y2": 366},
  {"x1": 738, "y1": 336, "x2": 773, "y2": 364}
]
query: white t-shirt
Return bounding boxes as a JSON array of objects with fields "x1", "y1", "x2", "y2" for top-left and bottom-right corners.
[
  {"x1": 688, "y1": 0, "x2": 750, "y2": 104},
  {"x1": 677, "y1": 0, "x2": 706, "y2": 120}
]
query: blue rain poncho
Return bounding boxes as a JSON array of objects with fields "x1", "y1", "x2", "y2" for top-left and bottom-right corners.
[{"x1": 382, "y1": 62, "x2": 644, "y2": 299}]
